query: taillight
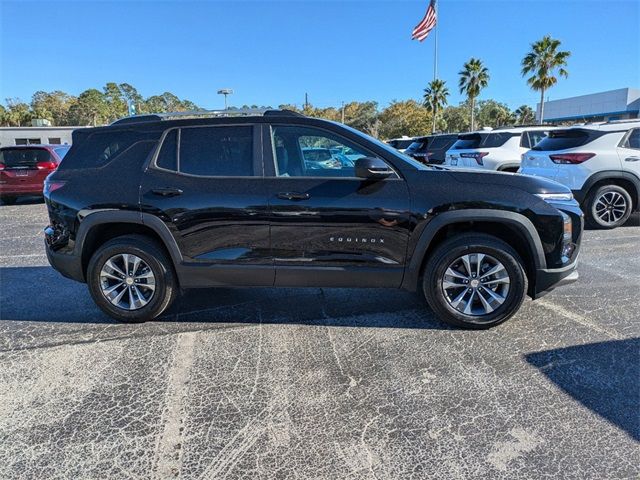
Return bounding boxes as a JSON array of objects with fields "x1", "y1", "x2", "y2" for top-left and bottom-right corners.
[
  {"x1": 43, "y1": 179, "x2": 66, "y2": 196},
  {"x1": 460, "y1": 152, "x2": 489, "y2": 165},
  {"x1": 36, "y1": 161, "x2": 57, "y2": 170},
  {"x1": 550, "y1": 153, "x2": 595, "y2": 164},
  {"x1": 0, "y1": 163, "x2": 5, "y2": 170}
]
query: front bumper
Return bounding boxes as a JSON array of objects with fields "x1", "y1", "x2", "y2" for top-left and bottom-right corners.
[{"x1": 533, "y1": 259, "x2": 579, "y2": 299}]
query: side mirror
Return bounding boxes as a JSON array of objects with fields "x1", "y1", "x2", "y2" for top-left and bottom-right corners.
[{"x1": 355, "y1": 157, "x2": 394, "y2": 180}]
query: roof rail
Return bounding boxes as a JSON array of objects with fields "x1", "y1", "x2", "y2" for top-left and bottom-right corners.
[
  {"x1": 605, "y1": 118, "x2": 640, "y2": 125},
  {"x1": 110, "y1": 108, "x2": 304, "y2": 126}
]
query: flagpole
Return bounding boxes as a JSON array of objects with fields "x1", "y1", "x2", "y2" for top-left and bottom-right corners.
[{"x1": 434, "y1": 0, "x2": 438, "y2": 82}]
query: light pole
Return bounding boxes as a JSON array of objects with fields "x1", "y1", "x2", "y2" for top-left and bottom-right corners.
[{"x1": 217, "y1": 89, "x2": 233, "y2": 110}]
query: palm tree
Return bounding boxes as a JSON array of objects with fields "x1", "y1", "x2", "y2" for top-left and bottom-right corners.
[
  {"x1": 423, "y1": 79, "x2": 450, "y2": 133},
  {"x1": 521, "y1": 35, "x2": 570, "y2": 123},
  {"x1": 458, "y1": 58, "x2": 490, "y2": 131},
  {"x1": 515, "y1": 105, "x2": 535, "y2": 124}
]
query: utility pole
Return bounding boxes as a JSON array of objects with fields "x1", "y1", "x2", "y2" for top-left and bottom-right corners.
[
  {"x1": 341, "y1": 101, "x2": 345, "y2": 123},
  {"x1": 304, "y1": 93, "x2": 309, "y2": 110}
]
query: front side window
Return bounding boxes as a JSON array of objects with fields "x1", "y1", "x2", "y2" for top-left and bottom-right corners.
[
  {"x1": 271, "y1": 125, "x2": 388, "y2": 178},
  {"x1": 179, "y1": 126, "x2": 253, "y2": 176}
]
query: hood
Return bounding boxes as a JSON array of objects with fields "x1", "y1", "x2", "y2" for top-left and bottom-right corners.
[{"x1": 443, "y1": 168, "x2": 571, "y2": 195}]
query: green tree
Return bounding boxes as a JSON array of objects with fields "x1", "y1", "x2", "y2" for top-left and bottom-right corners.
[
  {"x1": 103, "y1": 82, "x2": 128, "y2": 121},
  {"x1": 69, "y1": 89, "x2": 109, "y2": 126},
  {"x1": 521, "y1": 35, "x2": 570, "y2": 123},
  {"x1": 458, "y1": 58, "x2": 490, "y2": 131},
  {"x1": 31, "y1": 90, "x2": 77, "y2": 126},
  {"x1": 476, "y1": 100, "x2": 515, "y2": 128},
  {"x1": 378, "y1": 100, "x2": 431, "y2": 139},
  {"x1": 515, "y1": 105, "x2": 535, "y2": 124},
  {"x1": 118, "y1": 83, "x2": 144, "y2": 114},
  {"x1": 441, "y1": 102, "x2": 470, "y2": 133},
  {"x1": 423, "y1": 79, "x2": 450, "y2": 133},
  {"x1": 5, "y1": 98, "x2": 32, "y2": 126},
  {"x1": 0, "y1": 104, "x2": 8, "y2": 126}
]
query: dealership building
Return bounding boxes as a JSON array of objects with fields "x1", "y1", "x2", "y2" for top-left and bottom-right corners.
[
  {"x1": 0, "y1": 125, "x2": 87, "y2": 147},
  {"x1": 537, "y1": 87, "x2": 640, "y2": 123}
]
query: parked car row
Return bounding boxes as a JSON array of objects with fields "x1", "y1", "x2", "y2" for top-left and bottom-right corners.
[
  {"x1": 387, "y1": 120, "x2": 640, "y2": 229},
  {"x1": 0, "y1": 144, "x2": 70, "y2": 204}
]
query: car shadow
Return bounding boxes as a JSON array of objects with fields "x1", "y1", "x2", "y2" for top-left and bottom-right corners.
[
  {"x1": 0, "y1": 195, "x2": 44, "y2": 206},
  {"x1": 525, "y1": 338, "x2": 640, "y2": 441},
  {"x1": 0, "y1": 266, "x2": 448, "y2": 330}
]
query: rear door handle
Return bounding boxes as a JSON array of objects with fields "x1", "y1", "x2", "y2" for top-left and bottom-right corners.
[
  {"x1": 277, "y1": 192, "x2": 310, "y2": 201},
  {"x1": 625, "y1": 156, "x2": 640, "y2": 162},
  {"x1": 151, "y1": 187, "x2": 183, "y2": 197}
]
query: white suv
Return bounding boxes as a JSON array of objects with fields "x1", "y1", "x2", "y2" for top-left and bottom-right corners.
[
  {"x1": 444, "y1": 126, "x2": 556, "y2": 172},
  {"x1": 520, "y1": 120, "x2": 640, "y2": 229}
]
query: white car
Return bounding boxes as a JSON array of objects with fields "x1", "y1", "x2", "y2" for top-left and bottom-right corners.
[
  {"x1": 520, "y1": 120, "x2": 640, "y2": 229},
  {"x1": 444, "y1": 126, "x2": 556, "y2": 172},
  {"x1": 385, "y1": 136, "x2": 416, "y2": 153}
]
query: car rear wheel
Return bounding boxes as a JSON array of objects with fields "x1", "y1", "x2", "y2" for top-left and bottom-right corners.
[
  {"x1": 87, "y1": 235, "x2": 177, "y2": 323},
  {"x1": 585, "y1": 184, "x2": 632, "y2": 229},
  {"x1": 423, "y1": 234, "x2": 528, "y2": 329}
]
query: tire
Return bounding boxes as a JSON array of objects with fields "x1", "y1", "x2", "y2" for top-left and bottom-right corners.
[
  {"x1": 584, "y1": 184, "x2": 633, "y2": 229},
  {"x1": 87, "y1": 234, "x2": 178, "y2": 323},
  {"x1": 422, "y1": 234, "x2": 528, "y2": 329},
  {"x1": 1, "y1": 196, "x2": 17, "y2": 205}
]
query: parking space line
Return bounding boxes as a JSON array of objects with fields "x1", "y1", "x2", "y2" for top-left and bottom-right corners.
[
  {"x1": 153, "y1": 332, "x2": 197, "y2": 479},
  {"x1": 536, "y1": 299, "x2": 622, "y2": 340}
]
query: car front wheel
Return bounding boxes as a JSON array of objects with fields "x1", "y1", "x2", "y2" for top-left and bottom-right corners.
[
  {"x1": 423, "y1": 234, "x2": 528, "y2": 329},
  {"x1": 87, "y1": 235, "x2": 178, "y2": 323}
]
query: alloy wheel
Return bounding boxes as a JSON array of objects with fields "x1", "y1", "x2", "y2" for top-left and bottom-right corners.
[
  {"x1": 593, "y1": 191, "x2": 627, "y2": 225},
  {"x1": 441, "y1": 253, "x2": 511, "y2": 317},
  {"x1": 99, "y1": 253, "x2": 156, "y2": 310}
]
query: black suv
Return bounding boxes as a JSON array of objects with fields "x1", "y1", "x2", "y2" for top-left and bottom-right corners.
[
  {"x1": 404, "y1": 133, "x2": 458, "y2": 164},
  {"x1": 44, "y1": 110, "x2": 582, "y2": 328}
]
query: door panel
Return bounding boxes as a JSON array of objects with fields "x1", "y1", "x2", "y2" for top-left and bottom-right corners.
[
  {"x1": 140, "y1": 125, "x2": 273, "y2": 287},
  {"x1": 263, "y1": 124, "x2": 412, "y2": 288}
]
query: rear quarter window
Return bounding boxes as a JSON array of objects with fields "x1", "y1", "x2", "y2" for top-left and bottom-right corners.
[{"x1": 61, "y1": 129, "x2": 160, "y2": 169}]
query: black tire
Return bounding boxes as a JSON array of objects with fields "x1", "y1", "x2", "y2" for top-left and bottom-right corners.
[
  {"x1": 584, "y1": 184, "x2": 633, "y2": 229},
  {"x1": 87, "y1": 234, "x2": 178, "y2": 323},
  {"x1": 1, "y1": 196, "x2": 17, "y2": 205},
  {"x1": 422, "y1": 234, "x2": 528, "y2": 329}
]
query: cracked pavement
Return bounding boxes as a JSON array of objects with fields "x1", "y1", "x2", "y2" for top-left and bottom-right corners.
[{"x1": 0, "y1": 199, "x2": 638, "y2": 479}]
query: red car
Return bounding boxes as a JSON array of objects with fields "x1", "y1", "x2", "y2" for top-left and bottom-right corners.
[{"x1": 0, "y1": 144, "x2": 70, "y2": 204}]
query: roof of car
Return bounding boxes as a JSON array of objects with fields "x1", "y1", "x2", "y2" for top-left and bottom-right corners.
[{"x1": 562, "y1": 119, "x2": 640, "y2": 132}]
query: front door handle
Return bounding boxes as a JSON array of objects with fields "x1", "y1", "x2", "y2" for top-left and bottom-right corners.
[
  {"x1": 151, "y1": 187, "x2": 183, "y2": 197},
  {"x1": 625, "y1": 156, "x2": 640, "y2": 162},
  {"x1": 277, "y1": 192, "x2": 310, "y2": 201}
]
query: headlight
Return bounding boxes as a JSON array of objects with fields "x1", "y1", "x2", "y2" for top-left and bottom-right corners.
[{"x1": 535, "y1": 192, "x2": 574, "y2": 202}]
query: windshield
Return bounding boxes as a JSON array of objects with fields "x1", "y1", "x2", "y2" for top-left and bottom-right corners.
[
  {"x1": 339, "y1": 123, "x2": 430, "y2": 170},
  {"x1": 54, "y1": 146, "x2": 70, "y2": 159}
]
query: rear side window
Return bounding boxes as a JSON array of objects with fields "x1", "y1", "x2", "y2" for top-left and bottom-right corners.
[
  {"x1": 0, "y1": 148, "x2": 51, "y2": 168},
  {"x1": 533, "y1": 129, "x2": 592, "y2": 151},
  {"x1": 156, "y1": 129, "x2": 178, "y2": 171},
  {"x1": 179, "y1": 126, "x2": 253, "y2": 176},
  {"x1": 622, "y1": 129, "x2": 640, "y2": 149},
  {"x1": 61, "y1": 130, "x2": 149, "y2": 169}
]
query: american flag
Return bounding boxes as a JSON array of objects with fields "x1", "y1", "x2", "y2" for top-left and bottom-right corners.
[{"x1": 411, "y1": 0, "x2": 437, "y2": 42}]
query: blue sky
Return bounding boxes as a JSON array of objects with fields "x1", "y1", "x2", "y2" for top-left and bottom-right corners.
[{"x1": 1, "y1": 0, "x2": 638, "y2": 110}]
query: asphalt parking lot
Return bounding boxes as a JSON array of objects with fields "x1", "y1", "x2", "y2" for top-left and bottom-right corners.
[{"x1": 0, "y1": 199, "x2": 638, "y2": 479}]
